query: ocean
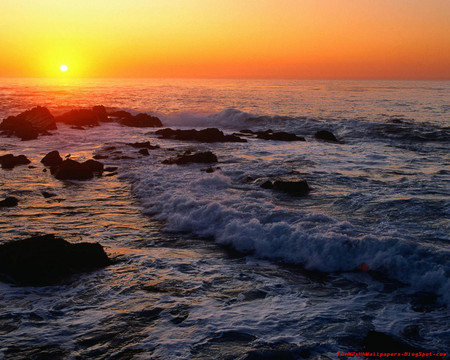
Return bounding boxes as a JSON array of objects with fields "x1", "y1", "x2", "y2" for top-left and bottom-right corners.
[{"x1": 0, "y1": 78, "x2": 448, "y2": 359}]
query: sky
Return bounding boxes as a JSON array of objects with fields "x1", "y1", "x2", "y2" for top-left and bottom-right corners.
[{"x1": 0, "y1": 0, "x2": 449, "y2": 79}]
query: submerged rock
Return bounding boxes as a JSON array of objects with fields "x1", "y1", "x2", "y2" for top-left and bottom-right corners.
[
  {"x1": 314, "y1": 130, "x2": 338, "y2": 142},
  {"x1": 0, "y1": 234, "x2": 110, "y2": 286},
  {"x1": 139, "y1": 148, "x2": 150, "y2": 156},
  {"x1": 127, "y1": 141, "x2": 159, "y2": 150},
  {"x1": 0, "y1": 197, "x2": 19, "y2": 207},
  {"x1": 273, "y1": 180, "x2": 310, "y2": 196},
  {"x1": 261, "y1": 179, "x2": 310, "y2": 196},
  {"x1": 41, "y1": 150, "x2": 63, "y2": 167},
  {"x1": 119, "y1": 113, "x2": 162, "y2": 127},
  {"x1": 0, "y1": 106, "x2": 56, "y2": 140},
  {"x1": 0, "y1": 154, "x2": 31, "y2": 169},
  {"x1": 156, "y1": 128, "x2": 246, "y2": 143},
  {"x1": 163, "y1": 151, "x2": 218, "y2": 165}
]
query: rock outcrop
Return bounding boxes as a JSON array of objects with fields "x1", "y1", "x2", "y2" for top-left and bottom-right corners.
[
  {"x1": 52, "y1": 159, "x2": 104, "y2": 180},
  {"x1": 41, "y1": 150, "x2": 63, "y2": 167},
  {"x1": 119, "y1": 113, "x2": 162, "y2": 127},
  {"x1": 314, "y1": 130, "x2": 338, "y2": 142},
  {"x1": 156, "y1": 128, "x2": 246, "y2": 143},
  {"x1": 55, "y1": 106, "x2": 108, "y2": 127},
  {"x1": 0, "y1": 106, "x2": 56, "y2": 140},
  {"x1": 0, "y1": 154, "x2": 31, "y2": 169},
  {"x1": 0, "y1": 234, "x2": 110, "y2": 285}
]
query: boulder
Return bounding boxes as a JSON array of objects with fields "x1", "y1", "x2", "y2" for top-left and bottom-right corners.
[
  {"x1": 156, "y1": 128, "x2": 246, "y2": 143},
  {"x1": 0, "y1": 154, "x2": 31, "y2": 169},
  {"x1": 0, "y1": 106, "x2": 56, "y2": 140},
  {"x1": 260, "y1": 180, "x2": 274, "y2": 189},
  {"x1": 314, "y1": 130, "x2": 338, "y2": 142},
  {"x1": 0, "y1": 197, "x2": 18, "y2": 207},
  {"x1": 139, "y1": 148, "x2": 149, "y2": 156},
  {"x1": 41, "y1": 150, "x2": 63, "y2": 167},
  {"x1": 52, "y1": 159, "x2": 103, "y2": 180},
  {"x1": 0, "y1": 234, "x2": 110, "y2": 285},
  {"x1": 272, "y1": 180, "x2": 310, "y2": 196},
  {"x1": 55, "y1": 107, "x2": 108, "y2": 127},
  {"x1": 119, "y1": 113, "x2": 162, "y2": 127},
  {"x1": 256, "y1": 130, "x2": 305, "y2": 141},
  {"x1": 163, "y1": 151, "x2": 218, "y2": 165}
]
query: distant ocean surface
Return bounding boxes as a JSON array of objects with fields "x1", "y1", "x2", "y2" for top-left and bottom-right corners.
[{"x1": 0, "y1": 78, "x2": 449, "y2": 359}]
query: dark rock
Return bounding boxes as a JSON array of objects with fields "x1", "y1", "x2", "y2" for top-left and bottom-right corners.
[
  {"x1": 314, "y1": 130, "x2": 338, "y2": 142},
  {"x1": 260, "y1": 180, "x2": 274, "y2": 189},
  {"x1": 0, "y1": 106, "x2": 56, "y2": 141},
  {"x1": 127, "y1": 141, "x2": 159, "y2": 150},
  {"x1": 139, "y1": 148, "x2": 149, "y2": 156},
  {"x1": 104, "y1": 166, "x2": 118, "y2": 172},
  {"x1": 81, "y1": 159, "x2": 104, "y2": 173},
  {"x1": 53, "y1": 159, "x2": 101, "y2": 180},
  {"x1": 202, "y1": 167, "x2": 215, "y2": 173},
  {"x1": 0, "y1": 234, "x2": 110, "y2": 286},
  {"x1": 92, "y1": 105, "x2": 109, "y2": 122},
  {"x1": 156, "y1": 128, "x2": 246, "y2": 143},
  {"x1": 41, "y1": 150, "x2": 63, "y2": 167},
  {"x1": 0, "y1": 154, "x2": 31, "y2": 169},
  {"x1": 0, "y1": 197, "x2": 18, "y2": 207},
  {"x1": 108, "y1": 110, "x2": 132, "y2": 118},
  {"x1": 104, "y1": 172, "x2": 118, "y2": 177},
  {"x1": 42, "y1": 191, "x2": 57, "y2": 198},
  {"x1": 256, "y1": 130, "x2": 305, "y2": 141},
  {"x1": 273, "y1": 180, "x2": 310, "y2": 196},
  {"x1": 55, "y1": 107, "x2": 106, "y2": 127},
  {"x1": 239, "y1": 129, "x2": 254, "y2": 134},
  {"x1": 119, "y1": 113, "x2": 162, "y2": 127},
  {"x1": 163, "y1": 151, "x2": 218, "y2": 165}
]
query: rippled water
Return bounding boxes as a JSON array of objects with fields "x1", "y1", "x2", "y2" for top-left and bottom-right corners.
[{"x1": 0, "y1": 79, "x2": 449, "y2": 359}]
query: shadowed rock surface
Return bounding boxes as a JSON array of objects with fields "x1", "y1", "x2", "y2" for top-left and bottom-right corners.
[
  {"x1": 0, "y1": 234, "x2": 110, "y2": 286},
  {"x1": 163, "y1": 151, "x2": 218, "y2": 165},
  {"x1": 156, "y1": 128, "x2": 246, "y2": 143},
  {"x1": 53, "y1": 159, "x2": 104, "y2": 180},
  {"x1": 0, "y1": 197, "x2": 18, "y2": 207},
  {"x1": 0, "y1": 154, "x2": 31, "y2": 169},
  {"x1": 314, "y1": 130, "x2": 338, "y2": 142},
  {"x1": 119, "y1": 113, "x2": 162, "y2": 127},
  {"x1": 41, "y1": 150, "x2": 63, "y2": 167},
  {"x1": 55, "y1": 106, "x2": 108, "y2": 127},
  {"x1": 0, "y1": 106, "x2": 56, "y2": 140}
]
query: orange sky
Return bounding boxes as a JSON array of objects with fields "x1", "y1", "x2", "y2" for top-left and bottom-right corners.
[{"x1": 0, "y1": 0, "x2": 449, "y2": 79}]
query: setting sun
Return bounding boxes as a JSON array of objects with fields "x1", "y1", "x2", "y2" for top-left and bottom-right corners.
[{"x1": 60, "y1": 64, "x2": 68, "y2": 72}]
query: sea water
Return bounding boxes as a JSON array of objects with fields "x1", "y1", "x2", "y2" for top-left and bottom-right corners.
[{"x1": 0, "y1": 78, "x2": 448, "y2": 359}]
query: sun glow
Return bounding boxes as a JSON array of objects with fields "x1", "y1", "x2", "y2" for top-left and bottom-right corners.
[{"x1": 60, "y1": 64, "x2": 68, "y2": 72}]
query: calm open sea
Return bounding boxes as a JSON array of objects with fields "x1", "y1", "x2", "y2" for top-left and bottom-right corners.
[{"x1": 0, "y1": 78, "x2": 449, "y2": 359}]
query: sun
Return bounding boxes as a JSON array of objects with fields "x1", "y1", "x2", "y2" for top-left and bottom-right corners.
[{"x1": 60, "y1": 64, "x2": 68, "y2": 72}]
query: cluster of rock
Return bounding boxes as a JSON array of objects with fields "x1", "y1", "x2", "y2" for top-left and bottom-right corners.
[
  {"x1": 261, "y1": 179, "x2": 310, "y2": 196},
  {"x1": 156, "y1": 128, "x2": 246, "y2": 143},
  {"x1": 0, "y1": 106, "x2": 163, "y2": 140},
  {"x1": 41, "y1": 150, "x2": 104, "y2": 180},
  {"x1": 0, "y1": 106, "x2": 56, "y2": 140},
  {"x1": 0, "y1": 154, "x2": 30, "y2": 169},
  {"x1": 0, "y1": 234, "x2": 110, "y2": 286}
]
